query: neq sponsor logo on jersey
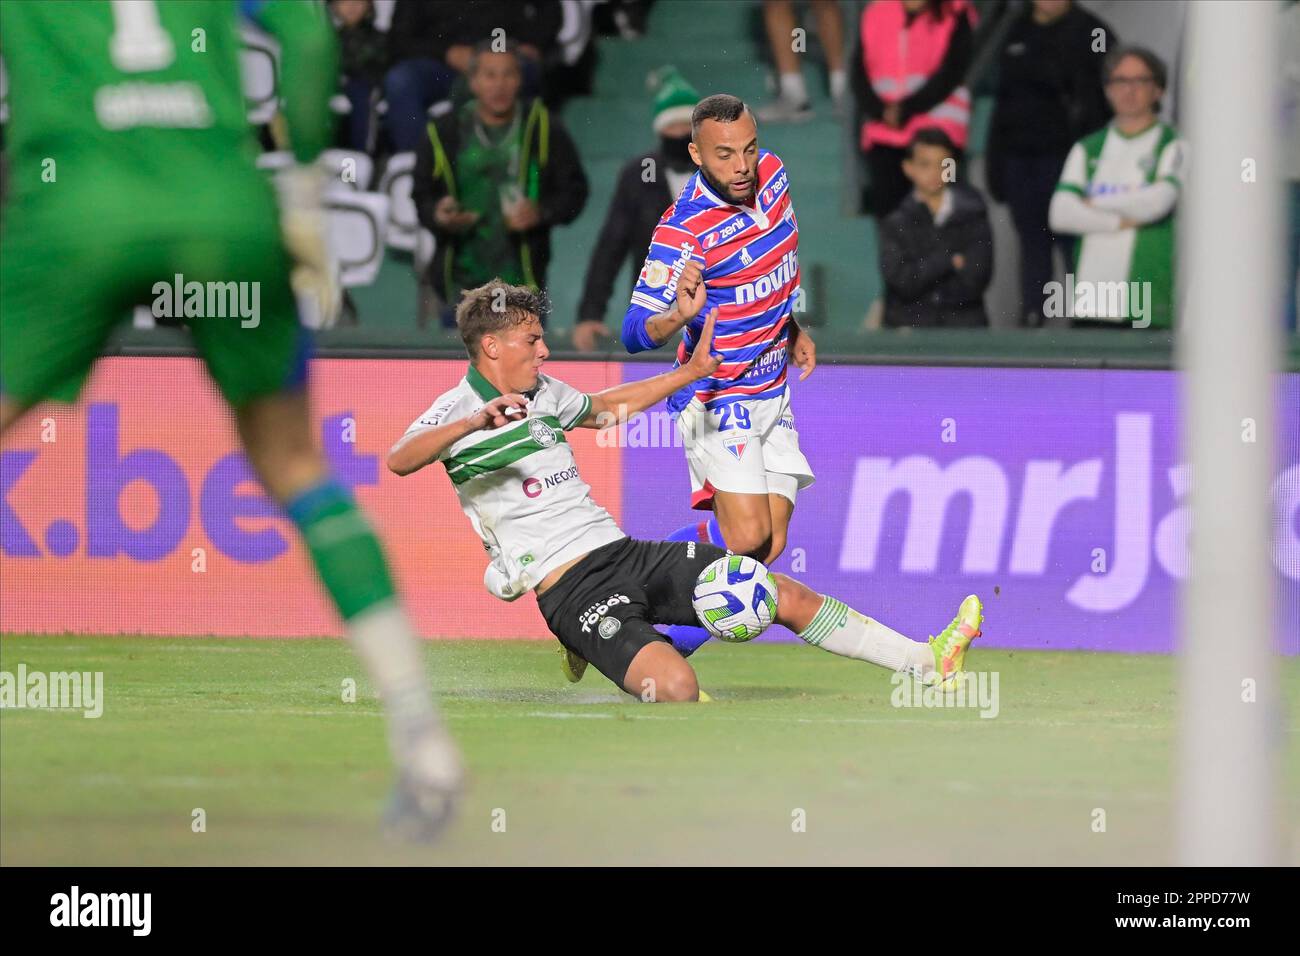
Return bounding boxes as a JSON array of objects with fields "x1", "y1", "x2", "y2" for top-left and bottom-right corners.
[{"x1": 522, "y1": 465, "x2": 579, "y2": 498}]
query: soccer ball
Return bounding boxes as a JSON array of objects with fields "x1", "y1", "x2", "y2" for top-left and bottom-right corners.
[{"x1": 691, "y1": 555, "x2": 780, "y2": 643}]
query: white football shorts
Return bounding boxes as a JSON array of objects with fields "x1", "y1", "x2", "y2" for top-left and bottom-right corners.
[{"x1": 673, "y1": 386, "x2": 815, "y2": 510}]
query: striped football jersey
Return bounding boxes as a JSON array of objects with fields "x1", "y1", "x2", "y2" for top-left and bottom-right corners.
[{"x1": 622, "y1": 149, "x2": 800, "y2": 414}]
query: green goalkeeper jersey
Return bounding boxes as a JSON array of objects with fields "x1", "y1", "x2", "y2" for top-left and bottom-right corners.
[{"x1": 0, "y1": 0, "x2": 337, "y2": 240}]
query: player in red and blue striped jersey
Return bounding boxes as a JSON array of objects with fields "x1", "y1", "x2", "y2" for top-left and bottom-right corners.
[{"x1": 620, "y1": 94, "x2": 818, "y2": 658}]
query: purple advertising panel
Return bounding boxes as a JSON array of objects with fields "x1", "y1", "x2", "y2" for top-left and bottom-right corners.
[
  {"x1": 4, "y1": 358, "x2": 1295, "y2": 651},
  {"x1": 619, "y1": 365, "x2": 1300, "y2": 655}
]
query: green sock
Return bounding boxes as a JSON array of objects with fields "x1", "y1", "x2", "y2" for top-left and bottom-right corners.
[
  {"x1": 285, "y1": 479, "x2": 395, "y2": 620},
  {"x1": 286, "y1": 479, "x2": 454, "y2": 776}
]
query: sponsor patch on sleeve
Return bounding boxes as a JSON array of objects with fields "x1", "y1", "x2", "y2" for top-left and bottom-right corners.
[
  {"x1": 642, "y1": 259, "x2": 670, "y2": 288},
  {"x1": 416, "y1": 396, "x2": 458, "y2": 429}
]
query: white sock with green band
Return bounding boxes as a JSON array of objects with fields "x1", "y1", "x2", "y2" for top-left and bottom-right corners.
[{"x1": 797, "y1": 596, "x2": 934, "y2": 680}]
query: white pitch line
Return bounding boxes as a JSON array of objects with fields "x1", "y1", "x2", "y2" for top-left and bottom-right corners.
[
  {"x1": 60, "y1": 705, "x2": 1206, "y2": 731},
  {"x1": 149, "y1": 645, "x2": 251, "y2": 653},
  {"x1": 74, "y1": 773, "x2": 242, "y2": 789},
  {"x1": 447, "y1": 710, "x2": 1180, "y2": 729},
  {"x1": 26, "y1": 703, "x2": 1295, "y2": 734},
  {"x1": 204, "y1": 707, "x2": 384, "y2": 718}
]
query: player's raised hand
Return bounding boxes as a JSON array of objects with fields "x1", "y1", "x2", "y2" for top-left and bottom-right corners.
[
  {"x1": 686, "y1": 308, "x2": 723, "y2": 379},
  {"x1": 473, "y1": 394, "x2": 529, "y2": 430},
  {"x1": 791, "y1": 323, "x2": 817, "y2": 381},
  {"x1": 676, "y1": 259, "x2": 707, "y2": 320}
]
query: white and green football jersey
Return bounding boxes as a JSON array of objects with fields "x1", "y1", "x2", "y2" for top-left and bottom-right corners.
[
  {"x1": 1056, "y1": 120, "x2": 1186, "y2": 327},
  {"x1": 406, "y1": 365, "x2": 625, "y2": 601}
]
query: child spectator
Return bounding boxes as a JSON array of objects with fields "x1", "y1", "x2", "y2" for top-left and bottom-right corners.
[{"x1": 879, "y1": 128, "x2": 993, "y2": 327}]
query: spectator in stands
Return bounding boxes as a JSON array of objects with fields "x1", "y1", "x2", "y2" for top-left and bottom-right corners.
[
  {"x1": 878, "y1": 128, "x2": 992, "y2": 328},
  {"x1": 852, "y1": 0, "x2": 976, "y2": 218},
  {"x1": 413, "y1": 41, "x2": 588, "y2": 328},
  {"x1": 330, "y1": 0, "x2": 388, "y2": 152},
  {"x1": 755, "y1": 0, "x2": 849, "y2": 123},
  {"x1": 986, "y1": 0, "x2": 1116, "y2": 327},
  {"x1": 573, "y1": 67, "x2": 700, "y2": 351},
  {"x1": 1048, "y1": 46, "x2": 1186, "y2": 329},
  {"x1": 594, "y1": 0, "x2": 654, "y2": 41},
  {"x1": 383, "y1": 1, "x2": 560, "y2": 153}
]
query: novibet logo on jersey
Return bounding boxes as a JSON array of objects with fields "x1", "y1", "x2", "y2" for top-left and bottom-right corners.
[{"x1": 151, "y1": 273, "x2": 260, "y2": 328}]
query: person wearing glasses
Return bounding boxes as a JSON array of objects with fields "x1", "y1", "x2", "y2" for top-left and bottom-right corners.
[{"x1": 1049, "y1": 46, "x2": 1186, "y2": 330}]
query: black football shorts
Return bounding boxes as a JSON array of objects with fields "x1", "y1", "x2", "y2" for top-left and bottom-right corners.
[{"x1": 535, "y1": 536, "x2": 727, "y2": 688}]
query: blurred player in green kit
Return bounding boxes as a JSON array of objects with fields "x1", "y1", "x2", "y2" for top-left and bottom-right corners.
[{"x1": 0, "y1": 0, "x2": 460, "y2": 839}]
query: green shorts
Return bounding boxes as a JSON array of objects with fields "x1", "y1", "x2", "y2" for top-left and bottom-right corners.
[{"x1": 0, "y1": 225, "x2": 311, "y2": 408}]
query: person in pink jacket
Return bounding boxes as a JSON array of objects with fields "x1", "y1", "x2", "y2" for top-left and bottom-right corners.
[{"x1": 852, "y1": 0, "x2": 976, "y2": 217}]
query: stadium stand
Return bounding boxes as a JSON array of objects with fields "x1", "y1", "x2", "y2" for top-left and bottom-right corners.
[{"x1": 5, "y1": 0, "x2": 1293, "y2": 366}]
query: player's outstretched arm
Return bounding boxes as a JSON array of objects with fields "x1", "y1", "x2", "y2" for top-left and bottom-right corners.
[
  {"x1": 388, "y1": 395, "x2": 529, "y2": 476},
  {"x1": 576, "y1": 309, "x2": 722, "y2": 429}
]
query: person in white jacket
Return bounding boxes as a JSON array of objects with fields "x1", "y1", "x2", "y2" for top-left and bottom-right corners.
[{"x1": 1048, "y1": 46, "x2": 1186, "y2": 329}]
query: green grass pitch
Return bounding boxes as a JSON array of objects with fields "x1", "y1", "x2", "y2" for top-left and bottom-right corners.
[{"x1": 2, "y1": 635, "x2": 1297, "y2": 866}]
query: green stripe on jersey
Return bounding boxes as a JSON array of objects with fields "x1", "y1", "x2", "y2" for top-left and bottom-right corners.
[
  {"x1": 452, "y1": 414, "x2": 562, "y2": 458},
  {"x1": 563, "y1": 394, "x2": 592, "y2": 430},
  {"x1": 444, "y1": 415, "x2": 565, "y2": 485},
  {"x1": 1080, "y1": 126, "x2": 1109, "y2": 164},
  {"x1": 444, "y1": 415, "x2": 563, "y2": 466}
]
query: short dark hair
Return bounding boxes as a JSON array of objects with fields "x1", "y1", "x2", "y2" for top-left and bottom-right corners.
[
  {"x1": 455, "y1": 279, "x2": 547, "y2": 358},
  {"x1": 468, "y1": 37, "x2": 522, "y2": 77},
  {"x1": 1103, "y1": 45, "x2": 1168, "y2": 91},
  {"x1": 904, "y1": 126, "x2": 958, "y2": 160},
  {"x1": 691, "y1": 94, "x2": 752, "y2": 139}
]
